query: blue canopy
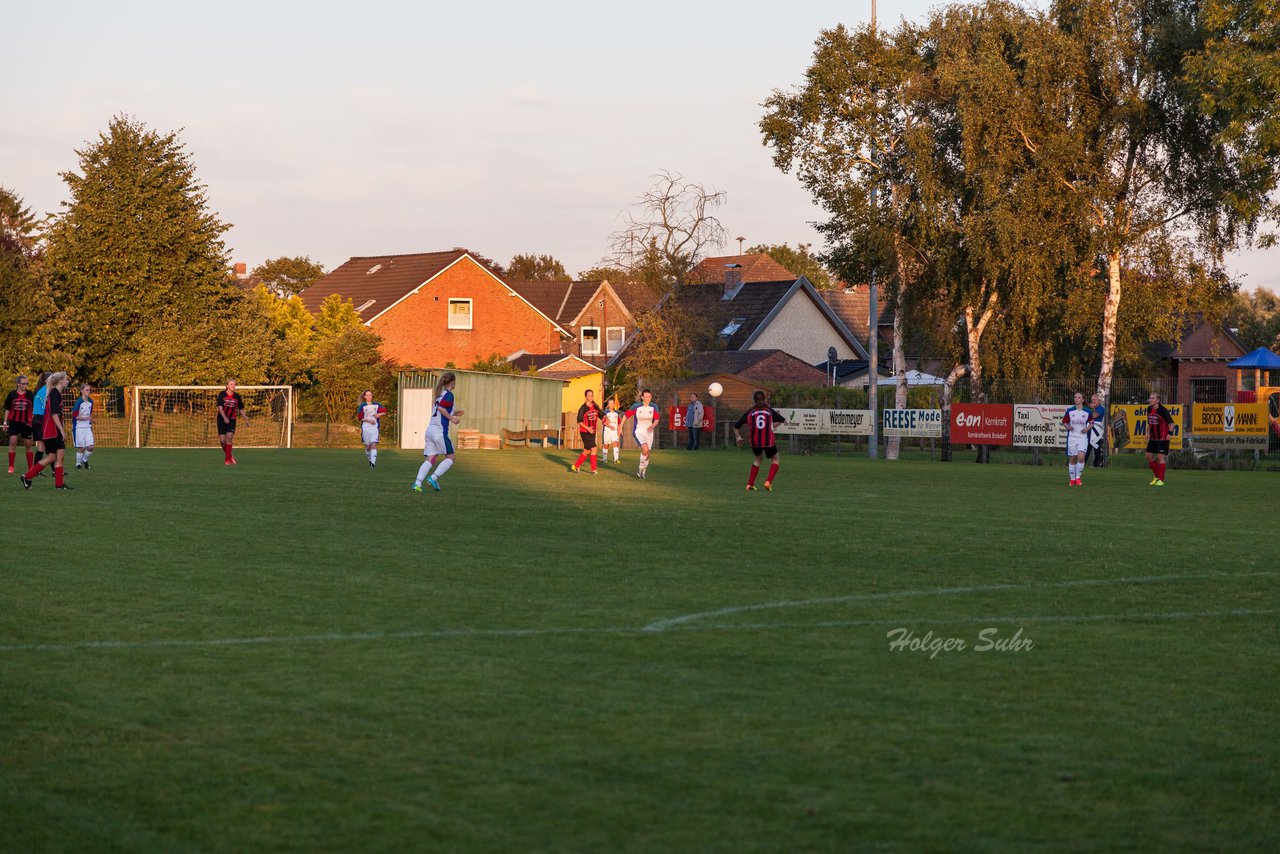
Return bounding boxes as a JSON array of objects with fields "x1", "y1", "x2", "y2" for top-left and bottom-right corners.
[{"x1": 1227, "y1": 347, "x2": 1280, "y2": 369}]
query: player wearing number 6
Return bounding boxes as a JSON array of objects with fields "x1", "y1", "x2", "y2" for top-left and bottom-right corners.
[
  {"x1": 734, "y1": 390, "x2": 786, "y2": 492},
  {"x1": 355, "y1": 390, "x2": 387, "y2": 468}
]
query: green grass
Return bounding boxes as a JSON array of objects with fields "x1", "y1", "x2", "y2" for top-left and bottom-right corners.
[{"x1": 3, "y1": 448, "x2": 1276, "y2": 852}]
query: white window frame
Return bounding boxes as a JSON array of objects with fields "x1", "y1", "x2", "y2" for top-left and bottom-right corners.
[
  {"x1": 448, "y1": 298, "x2": 473, "y2": 330},
  {"x1": 605, "y1": 326, "x2": 626, "y2": 356},
  {"x1": 581, "y1": 326, "x2": 601, "y2": 355}
]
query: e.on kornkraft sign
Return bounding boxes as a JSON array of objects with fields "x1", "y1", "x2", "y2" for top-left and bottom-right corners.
[{"x1": 951, "y1": 403, "x2": 1014, "y2": 446}]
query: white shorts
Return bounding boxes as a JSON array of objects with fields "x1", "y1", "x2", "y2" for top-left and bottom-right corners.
[
  {"x1": 1066, "y1": 433, "x2": 1089, "y2": 456},
  {"x1": 602, "y1": 427, "x2": 619, "y2": 445},
  {"x1": 361, "y1": 423, "x2": 380, "y2": 445},
  {"x1": 424, "y1": 426, "x2": 453, "y2": 457},
  {"x1": 634, "y1": 428, "x2": 654, "y2": 449},
  {"x1": 75, "y1": 425, "x2": 94, "y2": 448}
]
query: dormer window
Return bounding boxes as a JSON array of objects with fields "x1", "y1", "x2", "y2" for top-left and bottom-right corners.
[{"x1": 720, "y1": 318, "x2": 746, "y2": 337}]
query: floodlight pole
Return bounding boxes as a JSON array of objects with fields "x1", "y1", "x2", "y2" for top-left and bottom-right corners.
[{"x1": 867, "y1": 0, "x2": 879, "y2": 461}]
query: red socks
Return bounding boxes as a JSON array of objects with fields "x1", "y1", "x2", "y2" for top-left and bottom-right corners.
[
  {"x1": 747, "y1": 464, "x2": 759, "y2": 487},
  {"x1": 1156, "y1": 462, "x2": 1166, "y2": 480},
  {"x1": 6, "y1": 451, "x2": 12, "y2": 469},
  {"x1": 54, "y1": 466, "x2": 64, "y2": 488},
  {"x1": 767, "y1": 462, "x2": 779, "y2": 483},
  {"x1": 590, "y1": 454, "x2": 597, "y2": 473},
  {"x1": 223, "y1": 443, "x2": 234, "y2": 462},
  {"x1": 24, "y1": 460, "x2": 46, "y2": 479},
  {"x1": 25, "y1": 451, "x2": 33, "y2": 468},
  {"x1": 575, "y1": 451, "x2": 589, "y2": 469}
]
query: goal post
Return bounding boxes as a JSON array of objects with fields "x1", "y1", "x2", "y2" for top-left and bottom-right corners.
[{"x1": 131, "y1": 386, "x2": 294, "y2": 448}]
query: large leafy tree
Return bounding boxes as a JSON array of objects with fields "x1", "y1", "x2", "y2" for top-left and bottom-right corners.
[
  {"x1": 505, "y1": 254, "x2": 568, "y2": 281},
  {"x1": 251, "y1": 256, "x2": 326, "y2": 297},
  {"x1": 1, "y1": 187, "x2": 75, "y2": 377},
  {"x1": 44, "y1": 115, "x2": 236, "y2": 381},
  {"x1": 1049, "y1": 0, "x2": 1280, "y2": 401}
]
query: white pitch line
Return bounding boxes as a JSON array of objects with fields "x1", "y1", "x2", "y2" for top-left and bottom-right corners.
[
  {"x1": 0, "y1": 607, "x2": 1273, "y2": 654},
  {"x1": 641, "y1": 570, "x2": 1278, "y2": 632}
]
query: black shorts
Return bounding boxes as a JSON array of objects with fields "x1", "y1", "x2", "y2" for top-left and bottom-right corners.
[
  {"x1": 7, "y1": 422, "x2": 32, "y2": 440},
  {"x1": 42, "y1": 434, "x2": 65, "y2": 453},
  {"x1": 580, "y1": 431, "x2": 597, "y2": 450},
  {"x1": 1145, "y1": 439, "x2": 1170, "y2": 455},
  {"x1": 218, "y1": 419, "x2": 237, "y2": 436},
  {"x1": 752, "y1": 445, "x2": 779, "y2": 459},
  {"x1": 32, "y1": 415, "x2": 43, "y2": 438}
]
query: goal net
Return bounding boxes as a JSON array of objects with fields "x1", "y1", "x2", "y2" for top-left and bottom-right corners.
[{"x1": 131, "y1": 386, "x2": 294, "y2": 448}]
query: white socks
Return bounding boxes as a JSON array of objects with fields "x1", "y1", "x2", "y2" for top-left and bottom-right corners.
[
  {"x1": 638, "y1": 455, "x2": 650, "y2": 475},
  {"x1": 1068, "y1": 462, "x2": 1083, "y2": 480},
  {"x1": 370, "y1": 449, "x2": 377, "y2": 465},
  {"x1": 415, "y1": 457, "x2": 453, "y2": 486},
  {"x1": 612, "y1": 449, "x2": 620, "y2": 462}
]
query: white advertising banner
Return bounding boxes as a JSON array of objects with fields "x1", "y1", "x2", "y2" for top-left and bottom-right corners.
[
  {"x1": 1013, "y1": 404, "x2": 1069, "y2": 448},
  {"x1": 774, "y1": 408, "x2": 822, "y2": 435},
  {"x1": 822, "y1": 409, "x2": 875, "y2": 436},
  {"x1": 882, "y1": 408, "x2": 943, "y2": 438}
]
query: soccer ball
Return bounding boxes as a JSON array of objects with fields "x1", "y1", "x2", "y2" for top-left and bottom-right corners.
[{"x1": 708, "y1": 382, "x2": 723, "y2": 397}]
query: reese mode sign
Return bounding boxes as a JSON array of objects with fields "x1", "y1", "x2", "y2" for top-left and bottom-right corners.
[
  {"x1": 881, "y1": 408, "x2": 942, "y2": 438},
  {"x1": 951, "y1": 403, "x2": 1013, "y2": 446}
]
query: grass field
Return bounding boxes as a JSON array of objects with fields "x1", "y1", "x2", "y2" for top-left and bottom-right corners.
[{"x1": 3, "y1": 448, "x2": 1276, "y2": 852}]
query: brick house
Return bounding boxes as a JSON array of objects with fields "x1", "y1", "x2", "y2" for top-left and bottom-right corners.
[
  {"x1": 686, "y1": 349, "x2": 829, "y2": 386},
  {"x1": 507, "y1": 280, "x2": 658, "y2": 367},
  {"x1": 651, "y1": 273, "x2": 868, "y2": 367},
  {"x1": 299, "y1": 250, "x2": 570, "y2": 368},
  {"x1": 1148, "y1": 317, "x2": 1249, "y2": 403},
  {"x1": 689, "y1": 253, "x2": 798, "y2": 285}
]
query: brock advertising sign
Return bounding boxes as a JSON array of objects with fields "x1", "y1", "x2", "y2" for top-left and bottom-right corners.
[{"x1": 951, "y1": 403, "x2": 1013, "y2": 446}]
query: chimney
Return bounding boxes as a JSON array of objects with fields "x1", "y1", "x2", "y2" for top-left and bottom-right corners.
[
  {"x1": 233, "y1": 262, "x2": 248, "y2": 278},
  {"x1": 723, "y1": 263, "x2": 744, "y2": 300}
]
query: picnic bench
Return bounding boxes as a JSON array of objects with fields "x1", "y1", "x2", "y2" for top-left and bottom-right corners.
[{"x1": 500, "y1": 427, "x2": 558, "y2": 449}]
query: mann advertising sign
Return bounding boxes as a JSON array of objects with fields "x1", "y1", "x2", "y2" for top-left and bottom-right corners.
[
  {"x1": 1113, "y1": 405, "x2": 1184, "y2": 450},
  {"x1": 1191, "y1": 403, "x2": 1268, "y2": 451}
]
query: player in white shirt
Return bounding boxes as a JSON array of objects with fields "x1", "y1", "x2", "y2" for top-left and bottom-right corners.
[
  {"x1": 355, "y1": 390, "x2": 387, "y2": 467},
  {"x1": 624, "y1": 389, "x2": 660, "y2": 479},
  {"x1": 73, "y1": 384, "x2": 95, "y2": 469},
  {"x1": 601, "y1": 397, "x2": 623, "y2": 464},
  {"x1": 1061, "y1": 391, "x2": 1095, "y2": 487}
]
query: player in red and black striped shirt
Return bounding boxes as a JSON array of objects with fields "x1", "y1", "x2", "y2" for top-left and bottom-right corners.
[
  {"x1": 217, "y1": 380, "x2": 247, "y2": 465},
  {"x1": 734, "y1": 391, "x2": 787, "y2": 492},
  {"x1": 4, "y1": 375, "x2": 35, "y2": 474},
  {"x1": 570, "y1": 389, "x2": 604, "y2": 474},
  {"x1": 20, "y1": 371, "x2": 71, "y2": 490},
  {"x1": 1145, "y1": 392, "x2": 1174, "y2": 486}
]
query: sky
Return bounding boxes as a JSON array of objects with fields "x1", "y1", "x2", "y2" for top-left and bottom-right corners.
[{"x1": 5, "y1": 0, "x2": 1277, "y2": 292}]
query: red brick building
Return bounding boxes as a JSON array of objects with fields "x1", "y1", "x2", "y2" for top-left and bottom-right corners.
[
  {"x1": 299, "y1": 250, "x2": 571, "y2": 368},
  {"x1": 507, "y1": 280, "x2": 658, "y2": 367},
  {"x1": 1149, "y1": 318, "x2": 1249, "y2": 403}
]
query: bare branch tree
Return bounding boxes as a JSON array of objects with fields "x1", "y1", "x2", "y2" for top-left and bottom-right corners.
[{"x1": 604, "y1": 170, "x2": 728, "y2": 293}]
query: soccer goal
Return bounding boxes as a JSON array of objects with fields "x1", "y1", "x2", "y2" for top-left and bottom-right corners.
[{"x1": 131, "y1": 386, "x2": 294, "y2": 448}]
